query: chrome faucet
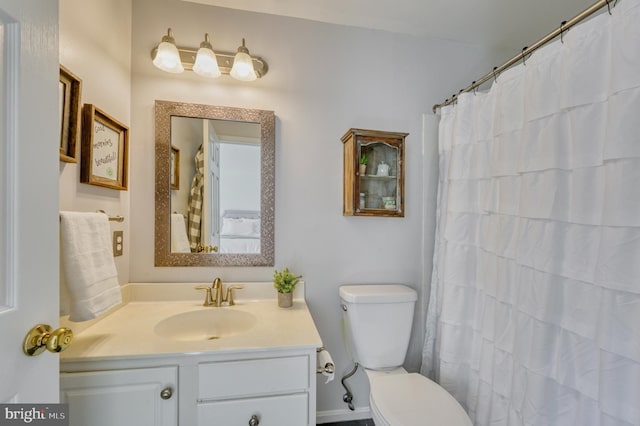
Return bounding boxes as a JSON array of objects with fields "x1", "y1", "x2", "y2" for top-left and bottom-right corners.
[{"x1": 196, "y1": 278, "x2": 243, "y2": 307}]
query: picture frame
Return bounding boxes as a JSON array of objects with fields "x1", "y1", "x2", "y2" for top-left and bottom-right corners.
[
  {"x1": 80, "y1": 104, "x2": 129, "y2": 190},
  {"x1": 170, "y1": 146, "x2": 180, "y2": 190},
  {"x1": 59, "y1": 65, "x2": 82, "y2": 163}
]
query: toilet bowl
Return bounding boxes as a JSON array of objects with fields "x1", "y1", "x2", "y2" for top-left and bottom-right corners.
[
  {"x1": 366, "y1": 369, "x2": 471, "y2": 426},
  {"x1": 340, "y1": 284, "x2": 472, "y2": 426}
]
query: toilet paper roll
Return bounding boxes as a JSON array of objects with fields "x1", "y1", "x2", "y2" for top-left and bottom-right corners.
[{"x1": 317, "y1": 349, "x2": 335, "y2": 384}]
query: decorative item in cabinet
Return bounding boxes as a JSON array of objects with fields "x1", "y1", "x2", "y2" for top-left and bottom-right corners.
[{"x1": 341, "y1": 128, "x2": 408, "y2": 217}]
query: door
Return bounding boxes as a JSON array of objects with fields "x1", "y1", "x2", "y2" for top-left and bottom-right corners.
[{"x1": 0, "y1": 0, "x2": 60, "y2": 402}]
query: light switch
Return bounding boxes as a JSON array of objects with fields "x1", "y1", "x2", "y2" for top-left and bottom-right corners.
[{"x1": 113, "y1": 231, "x2": 123, "y2": 257}]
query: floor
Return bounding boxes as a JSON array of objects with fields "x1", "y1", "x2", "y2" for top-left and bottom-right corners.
[{"x1": 321, "y1": 421, "x2": 374, "y2": 426}]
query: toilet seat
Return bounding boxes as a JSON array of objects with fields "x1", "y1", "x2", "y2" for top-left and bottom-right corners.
[{"x1": 369, "y1": 373, "x2": 472, "y2": 426}]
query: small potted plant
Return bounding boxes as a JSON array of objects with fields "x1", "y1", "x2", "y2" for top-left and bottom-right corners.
[
  {"x1": 359, "y1": 153, "x2": 368, "y2": 176},
  {"x1": 273, "y1": 267, "x2": 302, "y2": 308}
]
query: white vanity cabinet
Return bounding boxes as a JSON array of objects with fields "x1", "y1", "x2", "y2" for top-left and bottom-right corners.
[
  {"x1": 60, "y1": 349, "x2": 317, "y2": 426},
  {"x1": 60, "y1": 366, "x2": 178, "y2": 426},
  {"x1": 59, "y1": 292, "x2": 323, "y2": 426}
]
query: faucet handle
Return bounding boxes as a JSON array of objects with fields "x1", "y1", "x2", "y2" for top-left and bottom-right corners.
[
  {"x1": 195, "y1": 286, "x2": 214, "y2": 306},
  {"x1": 224, "y1": 285, "x2": 244, "y2": 306}
]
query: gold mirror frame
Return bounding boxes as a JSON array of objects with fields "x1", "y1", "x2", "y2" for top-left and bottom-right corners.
[{"x1": 154, "y1": 100, "x2": 275, "y2": 266}]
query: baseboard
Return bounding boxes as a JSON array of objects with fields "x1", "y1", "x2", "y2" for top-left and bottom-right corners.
[{"x1": 316, "y1": 407, "x2": 372, "y2": 424}]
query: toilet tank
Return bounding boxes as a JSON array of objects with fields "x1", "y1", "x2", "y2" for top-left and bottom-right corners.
[{"x1": 340, "y1": 285, "x2": 417, "y2": 370}]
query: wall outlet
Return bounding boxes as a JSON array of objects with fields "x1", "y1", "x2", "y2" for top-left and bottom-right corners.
[{"x1": 113, "y1": 231, "x2": 123, "y2": 257}]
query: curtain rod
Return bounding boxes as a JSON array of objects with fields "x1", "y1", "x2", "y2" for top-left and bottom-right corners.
[{"x1": 432, "y1": 0, "x2": 618, "y2": 113}]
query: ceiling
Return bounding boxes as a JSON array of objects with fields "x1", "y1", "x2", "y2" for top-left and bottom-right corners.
[{"x1": 183, "y1": 0, "x2": 595, "y2": 51}]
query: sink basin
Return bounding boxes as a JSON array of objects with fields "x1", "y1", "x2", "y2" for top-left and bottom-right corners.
[{"x1": 154, "y1": 309, "x2": 257, "y2": 341}]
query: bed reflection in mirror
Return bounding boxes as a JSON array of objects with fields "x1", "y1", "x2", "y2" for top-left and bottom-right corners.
[{"x1": 170, "y1": 117, "x2": 261, "y2": 254}]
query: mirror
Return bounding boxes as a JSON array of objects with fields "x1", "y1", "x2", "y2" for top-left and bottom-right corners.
[
  {"x1": 155, "y1": 100, "x2": 275, "y2": 266},
  {"x1": 170, "y1": 117, "x2": 261, "y2": 253}
]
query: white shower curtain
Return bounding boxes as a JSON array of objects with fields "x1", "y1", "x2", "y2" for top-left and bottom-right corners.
[{"x1": 422, "y1": 2, "x2": 640, "y2": 425}]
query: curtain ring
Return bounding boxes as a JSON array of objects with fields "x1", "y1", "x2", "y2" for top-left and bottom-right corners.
[
  {"x1": 560, "y1": 20, "x2": 567, "y2": 43},
  {"x1": 492, "y1": 67, "x2": 498, "y2": 83},
  {"x1": 472, "y1": 81, "x2": 477, "y2": 96},
  {"x1": 521, "y1": 46, "x2": 528, "y2": 66},
  {"x1": 606, "y1": 0, "x2": 612, "y2": 15}
]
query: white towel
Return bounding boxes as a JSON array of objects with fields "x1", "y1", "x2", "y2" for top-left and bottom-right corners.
[
  {"x1": 60, "y1": 211, "x2": 122, "y2": 321},
  {"x1": 170, "y1": 213, "x2": 191, "y2": 253}
]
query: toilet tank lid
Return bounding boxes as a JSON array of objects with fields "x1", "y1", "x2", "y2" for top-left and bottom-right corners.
[{"x1": 339, "y1": 285, "x2": 417, "y2": 303}]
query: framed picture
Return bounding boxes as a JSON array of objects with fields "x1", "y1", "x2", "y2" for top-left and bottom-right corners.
[
  {"x1": 59, "y1": 65, "x2": 82, "y2": 163},
  {"x1": 170, "y1": 146, "x2": 180, "y2": 190},
  {"x1": 80, "y1": 104, "x2": 129, "y2": 190}
]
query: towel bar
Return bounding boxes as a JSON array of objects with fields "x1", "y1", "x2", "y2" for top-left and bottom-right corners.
[
  {"x1": 59, "y1": 211, "x2": 125, "y2": 223},
  {"x1": 96, "y1": 210, "x2": 124, "y2": 222}
]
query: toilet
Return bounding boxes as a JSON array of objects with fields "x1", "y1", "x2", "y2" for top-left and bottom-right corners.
[{"x1": 340, "y1": 284, "x2": 472, "y2": 426}]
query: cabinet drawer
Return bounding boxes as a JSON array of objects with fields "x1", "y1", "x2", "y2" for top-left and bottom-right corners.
[
  {"x1": 198, "y1": 393, "x2": 308, "y2": 426},
  {"x1": 198, "y1": 356, "x2": 309, "y2": 399}
]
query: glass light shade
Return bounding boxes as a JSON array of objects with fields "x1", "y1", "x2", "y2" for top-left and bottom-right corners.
[
  {"x1": 193, "y1": 47, "x2": 221, "y2": 78},
  {"x1": 230, "y1": 40, "x2": 257, "y2": 81},
  {"x1": 153, "y1": 41, "x2": 184, "y2": 74},
  {"x1": 230, "y1": 51, "x2": 257, "y2": 81}
]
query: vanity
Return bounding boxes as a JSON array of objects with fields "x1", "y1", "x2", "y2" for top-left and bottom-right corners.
[{"x1": 59, "y1": 282, "x2": 323, "y2": 426}]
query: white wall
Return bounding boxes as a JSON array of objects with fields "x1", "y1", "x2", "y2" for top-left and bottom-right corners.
[
  {"x1": 58, "y1": 0, "x2": 132, "y2": 285},
  {"x1": 130, "y1": 0, "x2": 504, "y2": 418}
]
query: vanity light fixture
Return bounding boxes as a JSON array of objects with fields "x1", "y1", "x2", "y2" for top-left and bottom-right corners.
[{"x1": 151, "y1": 28, "x2": 268, "y2": 80}]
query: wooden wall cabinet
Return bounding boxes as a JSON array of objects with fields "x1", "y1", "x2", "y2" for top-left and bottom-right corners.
[{"x1": 341, "y1": 128, "x2": 408, "y2": 217}]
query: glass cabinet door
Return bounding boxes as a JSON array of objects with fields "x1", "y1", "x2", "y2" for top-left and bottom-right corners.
[
  {"x1": 341, "y1": 128, "x2": 407, "y2": 217},
  {"x1": 358, "y1": 141, "x2": 399, "y2": 212}
]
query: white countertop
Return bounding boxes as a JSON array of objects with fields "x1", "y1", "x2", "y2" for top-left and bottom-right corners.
[{"x1": 60, "y1": 282, "x2": 323, "y2": 363}]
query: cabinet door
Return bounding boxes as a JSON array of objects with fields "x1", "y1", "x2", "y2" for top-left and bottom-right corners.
[
  {"x1": 60, "y1": 367, "x2": 177, "y2": 426},
  {"x1": 198, "y1": 393, "x2": 309, "y2": 426}
]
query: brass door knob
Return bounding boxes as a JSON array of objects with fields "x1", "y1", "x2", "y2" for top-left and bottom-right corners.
[{"x1": 23, "y1": 324, "x2": 73, "y2": 356}]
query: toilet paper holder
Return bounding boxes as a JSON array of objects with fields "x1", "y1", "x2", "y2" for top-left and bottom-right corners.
[{"x1": 316, "y1": 347, "x2": 335, "y2": 374}]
